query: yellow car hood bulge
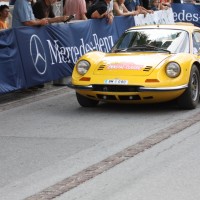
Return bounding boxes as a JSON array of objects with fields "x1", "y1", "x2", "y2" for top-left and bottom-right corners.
[{"x1": 93, "y1": 53, "x2": 171, "y2": 76}]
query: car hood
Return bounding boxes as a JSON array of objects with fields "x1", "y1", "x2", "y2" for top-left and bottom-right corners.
[{"x1": 93, "y1": 53, "x2": 171, "y2": 76}]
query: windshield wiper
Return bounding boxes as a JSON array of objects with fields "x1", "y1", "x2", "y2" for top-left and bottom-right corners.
[
  {"x1": 137, "y1": 44, "x2": 171, "y2": 53},
  {"x1": 113, "y1": 46, "x2": 145, "y2": 52},
  {"x1": 113, "y1": 48, "x2": 129, "y2": 53}
]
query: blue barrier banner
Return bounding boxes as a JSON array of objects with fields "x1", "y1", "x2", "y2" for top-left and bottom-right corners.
[
  {"x1": 0, "y1": 5, "x2": 199, "y2": 94},
  {"x1": 12, "y1": 16, "x2": 135, "y2": 89},
  {"x1": 172, "y1": 3, "x2": 200, "y2": 27},
  {"x1": 0, "y1": 29, "x2": 26, "y2": 93},
  {"x1": 14, "y1": 25, "x2": 69, "y2": 87}
]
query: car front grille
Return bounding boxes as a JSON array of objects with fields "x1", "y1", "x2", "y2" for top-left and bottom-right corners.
[
  {"x1": 96, "y1": 94, "x2": 141, "y2": 101},
  {"x1": 97, "y1": 65, "x2": 153, "y2": 71},
  {"x1": 92, "y1": 85, "x2": 141, "y2": 92}
]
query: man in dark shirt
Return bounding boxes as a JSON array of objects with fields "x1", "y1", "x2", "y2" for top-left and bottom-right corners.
[
  {"x1": 32, "y1": 0, "x2": 55, "y2": 19},
  {"x1": 32, "y1": 0, "x2": 68, "y2": 23},
  {"x1": 86, "y1": 0, "x2": 113, "y2": 23}
]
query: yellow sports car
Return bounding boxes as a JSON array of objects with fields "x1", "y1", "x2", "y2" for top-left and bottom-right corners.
[{"x1": 68, "y1": 23, "x2": 200, "y2": 109}]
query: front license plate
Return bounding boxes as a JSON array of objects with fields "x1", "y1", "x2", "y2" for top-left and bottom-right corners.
[{"x1": 104, "y1": 80, "x2": 128, "y2": 85}]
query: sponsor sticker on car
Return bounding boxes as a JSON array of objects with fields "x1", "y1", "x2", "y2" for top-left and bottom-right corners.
[
  {"x1": 104, "y1": 79, "x2": 128, "y2": 84},
  {"x1": 107, "y1": 63, "x2": 143, "y2": 70}
]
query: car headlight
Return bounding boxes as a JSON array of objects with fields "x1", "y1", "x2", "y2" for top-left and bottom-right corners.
[
  {"x1": 76, "y1": 60, "x2": 90, "y2": 75},
  {"x1": 166, "y1": 62, "x2": 181, "y2": 78}
]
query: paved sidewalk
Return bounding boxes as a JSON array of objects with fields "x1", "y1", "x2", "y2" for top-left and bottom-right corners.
[{"x1": 0, "y1": 83, "x2": 67, "y2": 106}]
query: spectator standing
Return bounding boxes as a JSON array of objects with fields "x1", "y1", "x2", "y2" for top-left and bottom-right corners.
[
  {"x1": 12, "y1": 0, "x2": 48, "y2": 90},
  {"x1": 12, "y1": 0, "x2": 48, "y2": 28},
  {"x1": 86, "y1": 0, "x2": 114, "y2": 24},
  {"x1": 33, "y1": 0, "x2": 56, "y2": 19},
  {"x1": 160, "y1": 0, "x2": 171, "y2": 8},
  {"x1": 124, "y1": 0, "x2": 153, "y2": 15},
  {"x1": 0, "y1": 4, "x2": 9, "y2": 29},
  {"x1": 150, "y1": 0, "x2": 161, "y2": 10},
  {"x1": 150, "y1": 0, "x2": 169, "y2": 10},
  {"x1": 91, "y1": 0, "x2": 114, "y2": 21},
  {"x1": 63, "y1": 0, "x2": 87, "y2": 20},
  {"x1": 124, "y1": 0, "x2": 140, "y2": 11},
  {"x1": 151, "y1": 0, "x2": 162, "y2": 11},
  {"x1": 141, "y1": 0, "x2": 149, "y2": 9},
  {"x1": 113, "y1": 0, "x2": 139, "y2": 16},
  {"x1": 32, "y1": 0, "x2": 69, "y2": 23}
]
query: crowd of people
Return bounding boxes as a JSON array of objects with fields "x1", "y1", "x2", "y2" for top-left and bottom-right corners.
[{"x1": 0, "y1": 0, "x2": 198, "y2": 30}]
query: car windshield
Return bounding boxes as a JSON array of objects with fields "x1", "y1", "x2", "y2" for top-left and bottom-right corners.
[{"x1": 111, "y1": 28, "x2": 190, "y2": 54}]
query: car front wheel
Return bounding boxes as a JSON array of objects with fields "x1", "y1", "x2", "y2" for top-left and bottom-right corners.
[
  {"x1": 76, "y1": 92, "x2": 99, "y2": 107},
  {"x1": 177, "y1": 65, "x2": 200, "y2": 109}
]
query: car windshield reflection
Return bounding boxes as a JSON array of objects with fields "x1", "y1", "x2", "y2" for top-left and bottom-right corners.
[{"x1": 111, "y1": 29, "x2": 190, "y2": 54}]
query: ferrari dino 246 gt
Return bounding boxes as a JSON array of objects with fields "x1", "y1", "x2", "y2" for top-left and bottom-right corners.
[{"x1": 68, "y1": 23, "x2": 200, "y2": 109}]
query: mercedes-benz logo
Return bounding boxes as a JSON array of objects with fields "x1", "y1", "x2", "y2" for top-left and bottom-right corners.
[{"x1": 30, "y1": 34, "x2": 47, "y2": 75}]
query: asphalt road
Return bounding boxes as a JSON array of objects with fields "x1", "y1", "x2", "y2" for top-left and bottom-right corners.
[
  {"x1": 56, "y1": 122, "x2": 200, "y2": 200},
  {"x1": 0, "y1": 86, "x2": 200, "y2": 200}
]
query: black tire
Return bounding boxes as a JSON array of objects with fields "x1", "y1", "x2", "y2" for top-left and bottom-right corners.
[
  {"x1": 76, "y1": 92, "x2": 99, "y2": 107},
  {"x1": 177, "y1": 65, "x2": 200, "y2": 109}
]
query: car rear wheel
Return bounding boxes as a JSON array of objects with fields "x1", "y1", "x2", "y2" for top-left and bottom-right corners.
[
  {"x1": 177, "y1": 65, "x2": 200, "y2": 109},
  {"x1": 76, "y1": 92, "x2": 99, "y2": 107}
]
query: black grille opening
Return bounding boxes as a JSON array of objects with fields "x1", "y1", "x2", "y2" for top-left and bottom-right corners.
[
  {"x1": 119, "y1": 95, "x2": 141, "y2": 100},
  {"x1": 97, "y1": 94, "x2": 117, "y2": 100},
  {"x1": 93, "y1": 85, "x2": 140, "y2": 92}
]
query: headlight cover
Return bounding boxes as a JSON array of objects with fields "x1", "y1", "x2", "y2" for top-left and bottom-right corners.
[
  {"x1": 166, "y1": 62, "x2": 181, "y2": 78},
  {"x1": 77, "y1": 60, "x2": 90, "y2": 75}
]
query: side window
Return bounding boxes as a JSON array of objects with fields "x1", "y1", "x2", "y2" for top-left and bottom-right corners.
[{"x1": 193, "y1": 32, "x2": 200, "y2": 54}]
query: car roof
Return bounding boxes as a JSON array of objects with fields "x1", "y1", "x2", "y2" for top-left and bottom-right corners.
[{"x1": 128, "y1": 23, "x2": 200, "y2": 33}]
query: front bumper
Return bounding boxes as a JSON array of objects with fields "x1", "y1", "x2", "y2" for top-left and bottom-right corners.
[{"x1": 67, "y1": 83, "x2": 188, "y2": 92}]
